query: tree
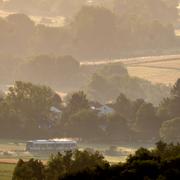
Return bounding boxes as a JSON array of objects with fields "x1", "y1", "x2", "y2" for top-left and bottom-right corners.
[
  {"x1": 18, "y1": 55, "x2": 80, "y2": 87},
  {"x1": 66, "y1": 109, "x2": 101, "y2": 139},
  {"x1": 12, "y1": 159, "x2": 45, "y2": 180},
  {"x1": 72, "y1": 150, "x2": 107, "y2": 172},
  {"x1": 6, "y1": 13, "x2": 35, "y2": 55},
  {"x1": 132, "y1": 99, "x2": 145, "y2": 116},
  {"x1": 87, "y1": 67, "x2": 169, "y2": 105},
  {"x1": 45, "y1": 152, "x2": 66, "y2": 180},
  {"x1": 5, "y1": 81, "x2": 61, "y2": 137},
  {"x1": 12, "y1": 142, "x2": 180, "y2": 180},
  {"x1": 106, "y1": 113, "x2": 130, "y2": 141},
  {"x1": 158, "y1": 79, "x2": 180, "y2": 119},
  {"x1": 135, "y1": 102, "x2": 160, "y2": 138},
  {"x1": 157, "y1": 98, "x2": 171, "y2": 122},
  {"x1": 113, "y1": 0, "x2": 178, "y2": 24},
  {"x1": 6, "y1": 81, "x2": 58, "y2": 115},
  {"x1": 114, "y1": 93, "x2": 133, "y2": 120},
  {"x1": 171, "y1": 78, "x2": 180, "y2": 97},
  {"x1": 67, "y1": 91, "x2": 89, "y2": 114},
  {"x1": 160, "y1": 117, "x2": 180, "y2": 143},
  {"x1": 71, "y1": 5, "x2": 118, "y2": 58},
  {"x1": 55, "y1": 0, "x2": 85, "y2": 16},
  {"x1": 0, "y1": 54, "x2": 22, "y2": 84},
  {"x1": 0, "y1": 99, "x2": 22, "y2": 138},
  {"x1": 46, "y1": 150, "x2": 108, "y2": 179},
  {"x1": 99, "y1": 63, "x2": 128, "y2": 77},
  {"x1": 167, "y1": 96, "x2": 180, "y2": 118},
  {"x1": 87, "y1": 73, "x2": 112, "y2": 103}
]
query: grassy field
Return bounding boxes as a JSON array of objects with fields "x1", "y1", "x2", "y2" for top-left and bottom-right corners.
[
  {"x1": 0, "y1": 163, "x2": 15, "y2": 180},
  {"x1": 127, "y1": 59, "x2": 180, "y2": 85}
]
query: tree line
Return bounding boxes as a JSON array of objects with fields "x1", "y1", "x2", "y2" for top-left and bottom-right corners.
[
  {"x1": 0, "y1": 0, "x2": 178, "y2": 23},
  {"x1": 86, "y1": 63, "x2": 170, "y2": 105},
  {"x1": 12, "y1": 141, "x2": 180, "y2": 180},
  {"x1": 0, "y1": 79, "x2": 179, "y2": 143},
  {"x1": 0, "y1": 1, "x2": 178, "y2": 59},
  {"x1": 0, "y1": 54, "x2": 169, "y2": 105}
]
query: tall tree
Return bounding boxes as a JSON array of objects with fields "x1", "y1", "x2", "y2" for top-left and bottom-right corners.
[
  {"x1": 160, "y1": 117, "x2": 180, "y2": 143},
  {"x1": 135, "y1": 102, "x2": 160, "y2": 138},
  {"x1": 67, "y1": 91, "x2": 89, "y2": 114},
  {"x1": 5, "y1": 81, "x2": 62, "y2": 137}
]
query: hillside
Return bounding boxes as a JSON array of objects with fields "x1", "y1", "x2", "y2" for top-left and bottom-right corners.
[{"x1": 81, "y1": 55, "x2": 180, "y2": 85}]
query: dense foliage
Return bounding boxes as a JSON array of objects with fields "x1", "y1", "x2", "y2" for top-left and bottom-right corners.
[
  {"x1": 13, "y1": 142, "x2": 180, "y2": 180},
  {"x1": 0, "y1": 78, "x2": 178, "y2": 143},
  {"x1": 0, "y1": 1, "x2": 178, "y2": 59},
  {"x1": 0, "y1": 81, "x2": 62, "y2": 138},
  {"x1": 0, "y1": 54, "x2": 169, "y2": 105},
  {"x1": 86, "y1": 63, "x2": 170, "y2": 104}
]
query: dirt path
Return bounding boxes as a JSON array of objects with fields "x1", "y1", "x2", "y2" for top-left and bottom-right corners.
[{"x1": 81, "y1": 54, "x2": 180, "y2": 67}]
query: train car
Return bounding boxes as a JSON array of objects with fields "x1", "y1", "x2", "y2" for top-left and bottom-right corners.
[{"x1": 26, "y1": 139, "x2": 77, "y2": 153}]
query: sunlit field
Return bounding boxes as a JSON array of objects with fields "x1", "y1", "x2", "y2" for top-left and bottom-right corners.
[
  {"x1": 81, "y1": 56, "x2": 180, "y2": 85},
  {"x1": 127, "y1": 59, "x2": 180, "y2": 85}
]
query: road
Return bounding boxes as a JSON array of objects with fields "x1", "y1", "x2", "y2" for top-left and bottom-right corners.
[{"x1": 80, "y1": 54, "x2": 180, "y2": 67}]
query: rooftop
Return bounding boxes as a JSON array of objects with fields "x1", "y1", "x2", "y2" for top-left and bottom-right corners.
[{"x1": 27, "y1": 139, "x2": 77, "y2": 144}]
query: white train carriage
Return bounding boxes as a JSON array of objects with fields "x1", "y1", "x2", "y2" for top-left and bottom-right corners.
[{"x1": 26, "y1": 139, "x2": 77, "y2": 153}]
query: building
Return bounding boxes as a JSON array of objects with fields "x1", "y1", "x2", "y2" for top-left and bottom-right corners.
[
  {"x1": 91, "y1": 104, "x2": 115, "y2": 117},
  {"x1": 26, "y1": 139, "x2": 77, "y2": 153}
]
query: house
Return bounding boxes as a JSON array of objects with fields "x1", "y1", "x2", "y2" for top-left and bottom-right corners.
[
  {"x1": 38, "y1": 106, "x2": 63, "y2": 129},
  {"x1": 50, "y1": 106, "x2": 62, "y2": 114},
  {"x1": 91, "y1": 103, "x2": 115, "y2": 117},
  {"x1": 50, "y1": 106, "x2": 63, "y2": 121}
]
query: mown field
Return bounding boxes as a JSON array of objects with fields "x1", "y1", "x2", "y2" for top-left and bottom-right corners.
[
  {"x1": 82, "y1": 54, "x2": 180, "y2": 85},
  {"x1": 127, "y1": 59, "x2": 180, "y2": 85}
]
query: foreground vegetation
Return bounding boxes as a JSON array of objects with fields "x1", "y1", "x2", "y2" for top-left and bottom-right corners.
[
  {"x1": 0, "y1": 78, "x2": 179, "y2": 143},
  {"x1": 12, "y1": 141, "x2": 180, "y2": 180}
]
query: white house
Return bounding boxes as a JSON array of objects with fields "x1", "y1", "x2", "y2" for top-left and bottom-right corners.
[
  {"x1": 50, "y1": 106, "x2": 63, "y2": 120},
  {"x1": 91, "y1": 104, "x2": 115, "y2": 117},
  {"x1": 50, "y1": 106, "x2": 62, "y2": 114}
]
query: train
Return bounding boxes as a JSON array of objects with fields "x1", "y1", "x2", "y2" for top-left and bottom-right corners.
[{"x1": 26, "y1": 139, "x2": 77, "y2": 153}]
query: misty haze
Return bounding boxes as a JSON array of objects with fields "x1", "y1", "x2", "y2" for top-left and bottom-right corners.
[{"x1": 0, "y1": 0, "x2": 179, "y2": 179}]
